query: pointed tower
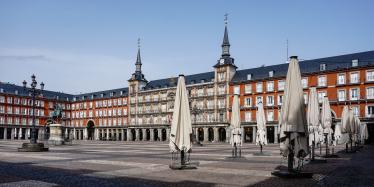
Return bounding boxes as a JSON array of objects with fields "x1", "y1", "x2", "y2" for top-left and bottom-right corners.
[
  {"x1": 214, "y1": 14, "x2": 236, "y2": 69},
  {"x1": 129, "y1": 38, "x2": 147, "y2": 94}
]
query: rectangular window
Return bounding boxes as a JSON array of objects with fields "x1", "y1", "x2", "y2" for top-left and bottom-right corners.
[
  {"x1": 318, "y1": 76, "x2": 327, "y2": 87},
  {"x1": 318, "y1": 91, "x2": 326, "y2": 103},
  {"x1": 0, "y1": 96, "x2": 5, "y2": 103},
  {"x1": 350, "y1": 72, "x2": 359, "y2": 84},
  {"x1": 338, "y1": 73, "x2": 346, "y2": 85},
  {"x1": 366, "y1": 105, "x2": 374, "y2": 117},
  {"x1": 301, "y1": 78, "x2": 308, "y2": 88},
  {"x1": 338, "y1": 90, "x2": 346, "y2": 101},
  {"x1": 278, "y1": 95, "x2": 284, "y2": 106},
  {"x1": 266, "y1": 95, "x2": 274, "y2": 106},
  {"x1": 256, "y1": 96, "x2": 263, "y2": 106},
  {"x1": 267, "y1": 81, "x2": 274, "y2": 92},
  {"x1": 278, "y1": 80, "x2": 285, "y2": 91},
  {"x1": 256, "y1": 82, "x2": 263, "y2": 93},
  {"x1": 244, "y1": 97, "x2": 251, "y2": 107},
  {"x1": 244, "y1": 84, "x2": 252, "y2": 94},
  {"x1": 350, "y1": 88, "x2": 359, "y2": 100},
  {"x1": 366, "y1": 87, "x2": 374, "y2": 99},
  {"x1": 366, "y1": 70, "x2": 374, "y2": 82},
  {"x1": 234, "y1": 86, "x2": 240, "y2": 95},
  {"x1": 247, "y1": 74, "x2": 252, "y2": 80},
  {"x1": 7, "y1": 97, "x2": 12, "y2": 104}
]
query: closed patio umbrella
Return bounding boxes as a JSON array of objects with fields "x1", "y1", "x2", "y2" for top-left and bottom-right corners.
[
  {"x1": 256, "y1": 102, "x2": 267, "y2": 153},
  {"x1": 275, "y1": 56, "x2": 310, "y2": 177},
  {"x1": 321, "y1": 97, "x2": 333, "y2": 156},
  {"x1": 229, "y1": 94, "x2": 242, "y2": 158},
  {"x1": 169, "y1": 75, "x2": 196, "y2": 169},
  {"x1": 307, "y1": 87, "x2": 321, "y2": 160},
  {"x1": 360, "y1": 123, "x2": 369, "y2": 144}
]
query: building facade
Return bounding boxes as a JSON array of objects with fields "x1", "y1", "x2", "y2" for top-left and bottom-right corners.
[{"x1": 1, "y1": 21, "x2": 374, "y2": 144}]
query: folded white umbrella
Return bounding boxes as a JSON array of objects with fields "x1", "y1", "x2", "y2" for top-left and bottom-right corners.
[
  {"x1": 256, "y1": 102, "x2": 267, "y2": 146},
  {"x1": 307, "y1": 87, "x2": 320, "y2": 146},
  {"x1": 360, "y1": 123, "x2": 369, "y2": 143},
  {"x1": 321, "y1": 97, "x2": 333, "y2": 145},
  {"x1": 169, "y1": 75, "x2": 192, "y2": 153},
  {"x1": 230, "y1": 94, "x2": 242, "y2": 147},
  {"x1": 353, "y1": 116, "x2": 361, "y2": 142},
  {"x1": 279, "y1": 56, "x2": 308, "y2": 158},
  {"x1": 341, "y1": 106, "x2": 351, "y2": 134},
  {"x1": 333, "y1": 124, "x2": 342, "y2": 146}
]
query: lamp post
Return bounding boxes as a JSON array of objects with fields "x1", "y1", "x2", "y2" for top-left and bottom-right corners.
[
  {"x1": 191, "y1": 104, "x2": 202, "y2": 145},
  {"x1": 18, "y1": 74, "x2": 49, "y2": 152}
]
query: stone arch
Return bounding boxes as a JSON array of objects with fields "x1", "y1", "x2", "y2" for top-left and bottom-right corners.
[
  {"x1": 162, "y1": 129, "x2": 167, "y2": 141},
  {"x1": 198, "y1": 128, "x2": 204, "y2": 142},
  {"x1": 218, "y1": 127, "x2": 226, "y2": 142},
  {"x1": 146, "y1": 129, "x2": 150, "y2": 141},
  {"x1": 154, "y1": 129, "x2": 159, "y2": 141},
  {"x1": 208, "y1": 127, "x2": 214, "y2": 142},
  {"x1": 131, "y1": 129, "x2": 136, "y2": 141},
  {"x1": 86, "y1": 120, "x2": 95, "y2": 140},
  {"x1": 139, "y1": 129, "x2": 143, "y2": 140}
]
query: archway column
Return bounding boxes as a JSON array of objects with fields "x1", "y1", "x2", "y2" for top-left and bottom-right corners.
[
  {"x1": 150, "y1": 129, "x2": 154, "y2": 141},
  {"x1": 3, "y1": 128, "x2": 7, "y2": 140},
  {"x1": 142, "y1": 129, "x2": 147, "y2": 141},
  {"x1": 121, "y1": 129, "x2": 125, "y2": 141},
  {"x1": 252, "y1": 126, "x2": 257, "y2": 143},
  {"x1": 225, "y1": 127, "x2": 230, "y2": 143},
  {"x1": 73, "y1": 128, "x2": 76, "y2": 140},
  {"x1": 213, "y1": 127, "x2": 219, "y2": 142},
  {"x1": 241, "y1": 127, "x2": 245, "y2": 143},
  {"x1": 18, "y1": 128, "x2": 22, "y2": 139},
  {"x1": 166, "y1": 128, "x2": 170, "y2": 141},
  {"x1": 274, "y1": 126, "x2": 278, "y2": 143},
  {"x1": 95, "y1": 128, "x2": 99, "y2": 140},
  {"x1": 127, "y1": 129, "x2": 132, "y2": 141},
  {"x1": 203, "y1": 127, "x2": 208, "y2": 142},
  {"x1": 106, "y1": 128, "x2": 109, "y2": 140},
  {"x1": 158, "y1": 128, "x2": 162, "y2": 141},
  {"x1": 83, "y1": 128, "x2": 88, "y2": 140},
  {"x1": 11, "y1": 128, "x2": 14, "y2": 140},
  {"x1": 135, "y1": 129, "x2": 140, "y2": 141}
]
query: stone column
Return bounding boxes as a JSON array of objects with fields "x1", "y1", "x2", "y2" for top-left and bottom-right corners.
[
  {"x1": 142, "y1": 129, "x2": 147, "y2": 141},
  {"x1": 213, "y1": 127, "x2": 219, "y2": 142},
  {"x1": 65, "y1": 128, "x2": 68, "y2": 139},
  {"x1": 121, "y1": 129, "x2": 125, "y2": 141},
  {"x1": 158, "y1": 128, "x2": 162, "y2": 141},
  {"x1": 106, "y1": 128, "x2": 109, "y2": 140},
  {"x1": 195, "y1": 128, "x2": 199, "y2": 141},
  {"x1": 225, "y1": 127, "x2": 231, "y2": 143},
  {"x1": 150, "y1": 129, "x2": 154, "y2": 141},
  {"x1": 116, "y1": 129, "x2": 119, "y2": 141},
  {"x1": 11, "y1": 128, "x2": 14, "y2": 140},
  {"x1": 166, "y1": 128, "x2": 170, "y2": 141},
  {"x1": 95, "y1": 128, "x2": 99, "y2": 140},
  {"x1": 73, "y1": 128, "x2": 76, "y2": 140},
  {"x1": 203, "y1": 127, "x2": 208, "y2": 142},
  {"x1": 18, "y1": 128, "x2": 22, "y2": 139},
  {"x1": 274, "y1": 126, "x2": 278, "y2": 143},
  {"x1": 3, "y1": 127, "x2": 7, "y2": 140},
  {"x1": 241, "y1": 127, "x2": 245, "y2": 143},
  {"x1": 84, "y1": 128, "x2": 88, "y2": 140},
  {"x1": 127, "y1": 129, "x2": 132, "y2": 141},
  {"x1": 135, "y1": 129, "x2": 140, "y2": 141},
  {"x1": 252, "y1": 126, "x2": 257, "y2": 143}
]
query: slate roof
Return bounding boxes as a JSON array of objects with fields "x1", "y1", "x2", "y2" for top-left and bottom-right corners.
[
  {"x1": 144, "y1": 71, "x2": 215, "y2": 90},
  {"x1": 0, "y1": 82, "x2": 73, "y2": 101},
  {"x1": 232, "y1": 50, "x2": 374, "y2": 83}
]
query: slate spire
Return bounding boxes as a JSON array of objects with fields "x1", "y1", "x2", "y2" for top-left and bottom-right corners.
[
  {"x1": 221, "y1": 13, "x2": 230, "y2": 57},
  {"x1": 135, "y1": 38, "x2": 142, "y2": 73}
]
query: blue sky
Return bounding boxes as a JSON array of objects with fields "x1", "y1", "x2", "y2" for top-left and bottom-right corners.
[{"x1": 1, "y1": 0, "x2": 373, "y2": 94}]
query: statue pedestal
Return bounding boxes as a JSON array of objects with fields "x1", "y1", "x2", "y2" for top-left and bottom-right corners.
[{"x1": 48, "y1": 124, "x2": 65, "y2": 145}]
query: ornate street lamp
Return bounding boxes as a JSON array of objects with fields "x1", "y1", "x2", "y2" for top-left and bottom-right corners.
[
  {"x1": 18, "y1": 74, "x2": 49, "y2": 152},
  {"x1": 191, "y1": 104, "x2": 202, "y2": 145}
]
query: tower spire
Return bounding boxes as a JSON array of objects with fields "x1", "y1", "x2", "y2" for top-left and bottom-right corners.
[
  {"x1": 222, "y1": 13, "x2": 230, "y2": 57},
  {"x1": 135, "y1": 38, "x2": 142, "y2": 73}
]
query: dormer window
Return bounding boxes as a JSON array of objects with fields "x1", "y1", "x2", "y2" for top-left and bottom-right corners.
[
  {"x1": 269, "y1": 71, "x2": 274, "y2": 78},
  {"x1": 66, "y1": 97, "x2": 69, "y2": 101},
  {"x1": 247, "y1": 74, "x2": 252, "y2": 80},
  {"x1": 120, "y1": 91, "x2": 123, "y2": 95},
  {"x1": 110, "y1": 92, "x2": 114, "y2": 97},
  {"x1": 101, "y1": 93, "x2": 104, "y2": 98},
  {"x1": 91, "y1": 95, "x2": 94, "y2": 99},
  {"x1": 73, "y1": 97, "x2": 76, "y2": 101},
  {"x1": 15, "y1": 90, "x2": 18, "y2": 95},
  {"x1": 320, "y1": 63, "x2": 326, "y2": 71},
  {"x1": 0, "y1": 88, "x2": 3, "y2": 93},
  {"x1": 201, "y1": 79, "x2": 205, "y2": 83},
  {"x1": 56, "y1": 96, "x2": 59, "y2": 100},
  {"x1": 191, "y1": 80, "x2": 195, "y2": 84},
  {"x1": 352, "y1": 59, "x2": 359, "y2": 67}
]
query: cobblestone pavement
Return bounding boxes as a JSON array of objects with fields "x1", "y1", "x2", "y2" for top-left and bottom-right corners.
[{"x1": 0, "y1": 140, "x2": 372, "y2": 187}]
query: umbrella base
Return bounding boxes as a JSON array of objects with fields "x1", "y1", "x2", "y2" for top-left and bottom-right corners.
[
  {"x1": 18, "y1": 142, "x2": 49, "y2": 152},
  {"x1": 169, "y1": 162, "x2": 199, "y2": 170},
  {"x1": 271, "y1": 170, "x2": 313, "y2": 178},
  {"x1": 253, "y1": 152, "x2": 272, "y2": 156}
]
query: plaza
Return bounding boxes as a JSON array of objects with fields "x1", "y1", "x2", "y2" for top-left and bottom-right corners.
[{"x1": 0, "y1": 141, "x2": 373, "y2": 187}]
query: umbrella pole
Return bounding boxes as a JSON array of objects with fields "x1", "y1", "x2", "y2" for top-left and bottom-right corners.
[
  {"x1": 234, "y1": 143, "x2": 237, "y2": 157},
  {"x1": 288, "y1": 137, "x2": 294, "y2": 172},
  {"x1": 181, "y1": 150, "x2": 185, "y2": 165},
  {"x1": 312, "y1": 141, "x2": 315, "y2": 161},
  {"x1": 260, "y1": 144, "x2": 263, "y2": 154},
  {"x1": 325, "y1": 134, "x2": 329, "y2": 157}
]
